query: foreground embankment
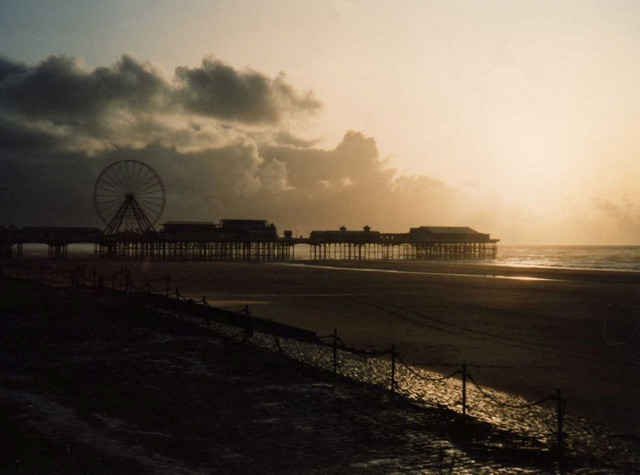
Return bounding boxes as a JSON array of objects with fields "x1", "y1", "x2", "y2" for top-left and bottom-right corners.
[{"x1": 0, "y1": 276, "x2": 582, "y2": 473}]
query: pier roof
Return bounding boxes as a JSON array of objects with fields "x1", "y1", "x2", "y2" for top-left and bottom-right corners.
[
  {"x1": 409, "y1": 226, "x2": 493, "y2": 243},
  {"x1": 410, "y1": 226, "x2": 479, "y2": 234}
]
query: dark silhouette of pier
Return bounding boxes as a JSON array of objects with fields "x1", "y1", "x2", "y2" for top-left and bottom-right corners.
[{"x1": 0, "y1": 221, "x2": 498, "y2": 261}]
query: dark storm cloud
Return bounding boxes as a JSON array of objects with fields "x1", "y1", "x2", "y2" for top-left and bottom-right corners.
[
  {"x1": 175, "y1": 58, "x2": 321, "y2": 123},
  {"x1": 0, "y1": 57, "x2": 28, "y2": 81},
  {"x1": 0, "y1": 54, "x2": 319, "y2": 131},
  {"x1": 0, "y1": 55, "x2": 167, "y2": 123}
]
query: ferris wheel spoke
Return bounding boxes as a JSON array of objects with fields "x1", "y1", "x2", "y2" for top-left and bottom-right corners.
[
  {"x1": 94, "y1": 159, "x2": 165, "y2": 232},
  {"x1": 99, "y1": 175, "x2": 123, "y2": 191},
  {"x1": 133, "y1": 162, "x2": 147, "y2": 184},
  {"x1": 137, "y1": 195, "x2": 162, "y2": 205},
  {"x1": 96, "y1": 199, "x2": 123, "y2": 209},
  {"x1": 138, "y1": 169, "x2": 157, "y2": 184},
  {"x1": 137, "y1": 195, "x2": 161, "y2": 204},
  {"x1": 137, "y1": 199, "x2": 163, "y2": 215},
  {"x1": 138, "y1": 195, "x2": 163, "y2": 204},
  {"x1": 137, "y1": 194, "x2": 163, "y2": 205},
  {"x1": 109, "y1": 165, "x2": 126, "y2": 188},
  {"x1": 138, "y1": 202, "x2": 162, "y2": 215},
  {"x1": 117, "y1": 162, "x2": 132, "y2": 186},
  {"x1": 133, "y1": 162, "x2": 148, "y2": 184},
  {"x1": 130, "y1": 163, "x2": 142, "y2": 188},
  {"x1": 136, "y1": 183, "x2": 163, "y2": 196}
]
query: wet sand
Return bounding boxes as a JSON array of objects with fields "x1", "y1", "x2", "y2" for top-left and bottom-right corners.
[{"x1": 5, "y1": 259, "x2": 640, "y2": 441}]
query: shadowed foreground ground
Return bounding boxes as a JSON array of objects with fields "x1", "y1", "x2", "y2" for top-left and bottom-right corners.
[{"x1": 0, "y1": 277, "x2": 573, "y2": 473}]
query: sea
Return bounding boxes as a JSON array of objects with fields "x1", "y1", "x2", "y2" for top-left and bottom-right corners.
[
  {"x1": 492, "y1": 245, "x2": 640, "y2": 272},
  {"x1": 16, "y1": 243, "x2": 640, "y2": 272}
]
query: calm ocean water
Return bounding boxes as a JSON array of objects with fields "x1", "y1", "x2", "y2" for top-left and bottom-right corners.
[
  {"x1": 492, "y1": 245, "x2": 640, "y2": 272},
  {"x1": 17, "y1": 243, "x2": 640, "y2": 272}
]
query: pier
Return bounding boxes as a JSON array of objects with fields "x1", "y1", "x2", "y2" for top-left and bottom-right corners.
[
  {"x1": 307, "y1": 226, "x2": 497, "y2": 260},
  {"x1": 0, "y1": 221, "x2": 498, "y2": 261}
]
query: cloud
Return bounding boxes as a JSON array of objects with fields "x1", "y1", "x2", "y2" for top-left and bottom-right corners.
[
  {"x1": 0, "y1": 55, "x2": 167, "y2": 124},
  {"x1": 0, "y1": 57, "x2": 28, "y2": 81},
  {"x1": 273, "y1": 130, "x2": 317, "y2": 148},
  {"x1": 3, "y1": 53, "x2": 637, "y2": 244},
  {"x1": 0, "y1": 129, "x2": 461, "y2": 234},
  {"x1": 0, "y1": 53, "x2": 468, "y2": 236},
  {"x1": 0, "y1": 54, "x2": 320, "y2": 144},
  {"x1": 175, "y1": 58, "x2": 321, "y2": 123}
]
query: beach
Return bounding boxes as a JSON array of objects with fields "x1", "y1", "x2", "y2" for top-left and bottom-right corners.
[
  {"x1": 2, "y1": 258, "x2": 640, "y2": 469},
  {"x1": 1, "y1": 276, "x2": 569, "y2": 473}
]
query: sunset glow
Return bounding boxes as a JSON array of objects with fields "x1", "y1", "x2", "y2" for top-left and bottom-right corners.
[{"x1": 1, "y1": 0, "x2": 639, "y2": 243}]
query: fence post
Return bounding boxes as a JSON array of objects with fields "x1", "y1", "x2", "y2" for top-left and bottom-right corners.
[
  {"x1": 332, "y1": 328, "x2": 338, "y2": 376},
  {"x1": 273, "y1": 335, "x2": 283, "y2": 353},
  {"x1": 555, "y1": 388, "x2": 566, "y2": 471},
  {"x1": 165, "y1": 276, "x2": 170, "y2": 298},
  {"x1": 462, "y1": 362, "x2": 467, "y2": 416},
  {"x1": 390, "y1": 344, "x2": 396, "y2": 392},
  {"x1": 200, "y1": 296, "x2": 212, "y2": 326}
]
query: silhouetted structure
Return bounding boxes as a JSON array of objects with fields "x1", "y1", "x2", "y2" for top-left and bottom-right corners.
[
  {"x1": 1, "y1": 226, "x2": 102, "y2": 258},
  {"x1": 0, "y1": 160, "x2": 499, "y2": 261},
  {"x1": 95, "y1": 219, "x2": 288, "y2": 260},
  {"x1": 95, "y1": 160, "x2": 165, "y2": 235},
  {"x1": 307, "y1": 225, "x2": 497, "y2": 259},
  {"x1": 0, "y1": 223, "x2": 498, "y2": 261}
]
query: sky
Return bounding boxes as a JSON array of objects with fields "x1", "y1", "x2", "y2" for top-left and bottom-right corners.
[{"x1": 1, "y1": 0, "x2": 639, "y2": 244}]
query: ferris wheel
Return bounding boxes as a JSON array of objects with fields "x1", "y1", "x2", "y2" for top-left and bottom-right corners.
[{"x1": 94, "y1": 160, "x2": 165, "y2": 234}]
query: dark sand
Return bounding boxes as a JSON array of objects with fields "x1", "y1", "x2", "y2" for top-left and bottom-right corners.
[
  {"x1": 4, "y1": 259, "x2": 640, "y2": 450},
  {"x1": 0, "y1": 277, "x2": 563, "y2": 473}
]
